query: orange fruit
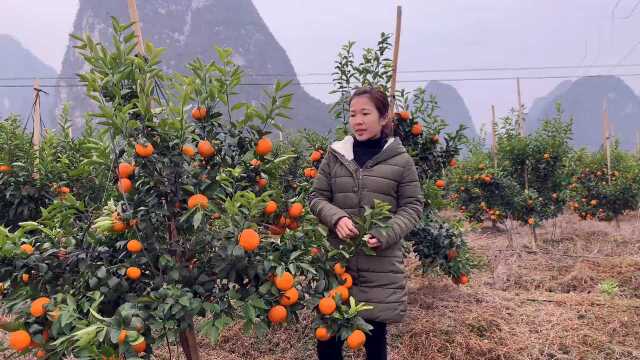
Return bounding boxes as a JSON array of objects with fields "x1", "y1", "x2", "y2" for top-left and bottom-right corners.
[
  {"x1": 36, "y1": 350, "x2": 46, "y2": 359},
  {"x1": 333, "y1": 262, "x2": 346, "y2": 276},
  {"x1": 347, "y1": 329, "x2": 366, "y2": 350},
  {"x1": 257, "y1": 177, "x2": 268, "y2": 189},
  {"x1": 21, "y1": 273, "x2": 30, "y2": 283},
  {"x1": 286, "y1": 220, "x2": 299, "y2": 231},
  {"x1": 197, "y1": 140, "x2": 216, "y2": 158},
  {"x1": 315, "y1": 326, "x2": 331, "y2": 341},
  {"x1": 340, "y1": 273, "x2": 353, "y2": 289},
  {"x1": 187, "y1": 194, "x2": 209, "y2": 209},
  {"x1": 238, "y1": 228, "x2": 260, "y2": 251},
  {"x1": 482, "y1": 175, "x2": 492, "y2": 184},
  {"x1": 20, "y1": 244, "x2": 34, "y2": 255},
  {"x1": 181, "y1": 145, "x2": 196, "y2": 158},
  {"x1": 274, "y1": 271, "x2": 295, "y2": 291},
  {"x1": 310, "y1": 150, "x2": 322, "y2": 162},
  {"x1": 117, "y1": 178, "x2": 133, "y2": 194},
  {"x1": 192, "y1": 106, "x2": 207, "y2": 121},
  {"x1": 250, "y1": 159, "x2": 261, "y2": 167},
  {"x1": 135, "y1": 143, "x2": 154, "y2": 158},
  {"x1": 117, "y1": 163, "x2": 135, "y2": 178},
  {"x1": 527, "y1": 218, "x2": 535, "y2": 225},
  {"x1": 410, "y1": 123, "x2": 423, "y2": 136},
  {"x1": 264, "y1": 201, "x2": 278, "y2": 215},
  {"x1": 255, "y1": 137, "x2": 273, "y2": 156},
  {"x1": 268, "y1": 305, "x2": 287, "y2": 324},
  {"x1": 118, "y1": 329, "x2": 127, "y2": 344},
  {"x1": 126, "y1": 267, "x2": 142, "y2": 280},
  {"x1": 304, "y1": 167, "x2": 318, "y2": 178},
  {"x1": 459, "y1": 274, "x2": 469, "y2": 285},
  {"x1": 0, "y1": 165, "x2": 12, "y2": 172},
  {"x1": 279, "y1": 287, "x2": 299, "y2": 306},
  {"x1": 8, "y1": 330, "x2": 31, "y2": 351},
  {"x1": 330, "y1": 286, "x2": 349, "y2": 302},
  {"x1": 112, "y1": 221, "x2": 126, "y2": 233},
  {"x1": 318, "y1": 297, "x2": 336, "y2": 315},
  {"x1": 449, "y1": 159, "x2": 457, "y2": 168},
  {"x1": 132, "y1": 339, "x2": 147, "y2": 354},
  {"x1": 288, "y1": 203, "x2": 304, "y2": 218},
  {"x1": 30, "y1": 297, "x2": 51, "y2": 317},
  {"x1": 127, "y1": 240, "x2": 143, "y2": 253},
  {"x1": 399, "y1": 111, "x2": 411, "y2": 121},
  {"x1": 435, "y1": 179, "x2": 446, "y2": 189},
  {"x1": 57, "y1": 186, "x2": 71, "y2": 194}
]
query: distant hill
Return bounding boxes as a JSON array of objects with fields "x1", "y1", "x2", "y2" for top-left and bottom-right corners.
[
  {"x1": 0, "y1": 34, "x2": 57, "y2": 128},
  {"x1": 526, "y1": 76, "x2": 640, "y2": 150},
  {"x1": 55, "y1": 0, "x2": 333, "y2": 133},
  {"x1": 425, "y1": 80, "x2": 478, "y2": 137}
]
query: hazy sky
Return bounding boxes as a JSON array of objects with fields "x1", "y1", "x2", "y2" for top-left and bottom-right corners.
[{"x1": 2, "y1": 0, "x2": 640, "y2": 132}]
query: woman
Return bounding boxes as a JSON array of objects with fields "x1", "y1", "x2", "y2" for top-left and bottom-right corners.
[{"x1": 309, "y1": 87, "x2": 424, "y2": 360}]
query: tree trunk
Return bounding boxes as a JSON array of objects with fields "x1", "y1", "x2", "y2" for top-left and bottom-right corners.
[{"x1": 179, "y1": 326, "x2": 201, "y2": 360}]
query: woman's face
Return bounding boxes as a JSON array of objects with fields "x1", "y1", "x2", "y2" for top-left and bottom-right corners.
[{"x1": 349, "y1": 95, "x2": 386, "y2": 141}]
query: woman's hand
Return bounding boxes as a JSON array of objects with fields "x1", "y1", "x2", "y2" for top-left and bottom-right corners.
[
  {"x1": 335, "y1": 217, "x2": 359, "y2": 240},
  {"x1": 365, "y1": 234, "x2": 381, "y2": 248}
]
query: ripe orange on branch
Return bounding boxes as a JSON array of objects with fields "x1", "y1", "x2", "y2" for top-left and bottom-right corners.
[
  {"x1": 135, "y1": 143, "x2": 154, "y2": 158},
  {"x1": 255, "y1": 137, "x2": 273, "y2": 156},
  {"x1": 274, "y1": 271, "x2": 295, "y2": 291},
  {"x1": 117, "y1": 163, "x2": 135, "y2": 178},
  {"x1": 238, "y1": 229, "x2": 260, "y2": 251},
  {"x1": 191, "y1": 106, "x2": 207, "y2": 121}
]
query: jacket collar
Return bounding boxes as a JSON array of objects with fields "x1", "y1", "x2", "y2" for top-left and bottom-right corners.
[{"x1": 329, "y1": 135, "x2": 403, "y2": 165}]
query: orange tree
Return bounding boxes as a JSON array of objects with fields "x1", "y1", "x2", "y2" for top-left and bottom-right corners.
[
  {"x1": 568, "y1": 144, "x2": 640, "y2": 224},
  {"x1": 329, "y1": 34, "x2": 474, "y2": 284},
  {"x1": 450, "y1": 106, "x2": 573, "y2": 248},
  {"x1": 0, "y1": 109, "x2": 110, "y2": 229},
  {"x1": 0, "y1": 19, "x2": 367, "y2": 359}
]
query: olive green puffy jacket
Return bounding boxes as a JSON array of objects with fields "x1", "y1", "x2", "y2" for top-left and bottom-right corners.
[{"x1": 309, "y1": 135, "x2": 424, "y2": 323}]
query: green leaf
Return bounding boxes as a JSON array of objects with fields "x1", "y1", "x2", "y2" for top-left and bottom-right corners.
[{"x1": 193, "y1": 211, "x2": 203, "y2": 229}]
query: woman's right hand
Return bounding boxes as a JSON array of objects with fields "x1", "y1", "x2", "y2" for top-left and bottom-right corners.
[{"x1": 335, "y1": 217, "x2": 359, "y2": 240}]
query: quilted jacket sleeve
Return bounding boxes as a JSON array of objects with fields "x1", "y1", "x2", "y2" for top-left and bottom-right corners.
[
  {"x1": 370, "y1": 159, "x2": 424, "y2": 250},
  {"x1": 308, "y1": 153, "x2": 350, "y2": 230}
]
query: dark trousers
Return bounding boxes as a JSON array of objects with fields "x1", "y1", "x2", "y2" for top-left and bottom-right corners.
[{"x1": 317, "y1": 320, "x2": 387, "y2": 360}]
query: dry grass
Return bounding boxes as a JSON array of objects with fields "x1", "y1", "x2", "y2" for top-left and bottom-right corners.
[{"x1": 182, "y1": 213, "x2": 640, "y2": 360}]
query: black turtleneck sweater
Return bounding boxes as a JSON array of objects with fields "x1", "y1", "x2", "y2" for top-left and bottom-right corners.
[{"x1": 353, "y1": 135, "x2": 387, "y2": 168}]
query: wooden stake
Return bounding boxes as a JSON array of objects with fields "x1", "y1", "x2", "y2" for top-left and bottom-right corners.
[
  {"x1": 516, "y1": 78, "x2": 525, "y2": 136},
  {"x1": 32, "y1": 79, "x2": 42, "y2": 151},
  {"x1": 603, "y1": 98, "x2": 612, "y2": 184},
  {"x1": 636, "y1": 130, "x2": 640, "y2": 157},
  {"x1": 32, "y1": 79, "x2": 43, "y2": 180},
  {"x1": 127, "y1": 0, "x2": 146, "y2": 55},
  {"x1": 387, "y1": 6, "x2": 403, "y2": 118},
  {"x1": 491, "y1": 104, "x2": 497, "y2": 168},
  {"x1": 517, "y1": 78, "x2": 528, "y2": 191}
]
